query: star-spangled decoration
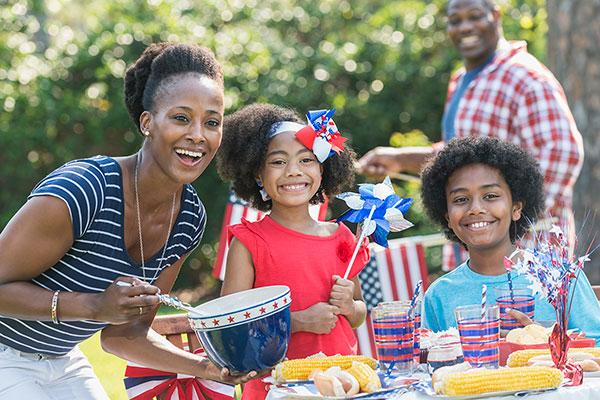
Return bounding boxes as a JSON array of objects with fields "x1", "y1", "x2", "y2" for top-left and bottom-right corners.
[
  {"x1": 190, "y1": 293, "x2": 292, "y2": 332},
  {"x1": 295, "y1": 108, "x2": 347, "y2": 162},
  {"x1": 504, "y1": 224, "x2": 593, "y2": 384},
  {"x1": 358, "y1": 256, "x2": 384, "y2": 310},
  {"x1": 337, "y1": 176, "x2": 413, "y2": 247}
]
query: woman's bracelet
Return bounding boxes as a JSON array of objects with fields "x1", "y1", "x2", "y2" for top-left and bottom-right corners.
[{"x1": 51, "y1": 290, "x2": 60, "y2": 324}]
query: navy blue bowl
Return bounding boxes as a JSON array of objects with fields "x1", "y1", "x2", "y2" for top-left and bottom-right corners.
[{"x1": 188, "y1": 285, "x2": 291, "y2": 375}]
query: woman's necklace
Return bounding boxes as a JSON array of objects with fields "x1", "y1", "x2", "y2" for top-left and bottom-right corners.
[{"x1": 134, "y1": 152, "x2": 177, "y2": 283}]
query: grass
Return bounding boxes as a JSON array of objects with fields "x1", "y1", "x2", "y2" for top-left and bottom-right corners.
[
  {"x1": 80, "y1": 332, "x2": 128, "y2": 400},
  {"x1": 79, "y1": 308, "x2": 244, "y2": 399}
]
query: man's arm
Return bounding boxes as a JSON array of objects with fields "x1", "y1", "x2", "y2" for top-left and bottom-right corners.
[{"x1": 357, "y1": 145, "x2": 438, "y2": 177}]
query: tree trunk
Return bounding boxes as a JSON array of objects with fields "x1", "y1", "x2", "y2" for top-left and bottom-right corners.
[{"x1": 546, "y1": 0, "x2": 600, "y2": 284}]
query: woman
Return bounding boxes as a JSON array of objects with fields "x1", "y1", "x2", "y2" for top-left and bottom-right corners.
[{"x1": 0, "y1": 43, "x2": 255, "y2": 399}]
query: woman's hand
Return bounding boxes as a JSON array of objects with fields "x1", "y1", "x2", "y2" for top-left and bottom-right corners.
[
  {"x1": 329, "y1": 275, "x2": 355, "y2": 317},
  {"x1": 92, "y1": 277, "x2": 160, "y2": 324},
  {"x1": 202, "y1": 359, "x2": 261, "y2": 385},
  {"x1": 292, "y1": 302, "x2": 339, "y2": 334}
]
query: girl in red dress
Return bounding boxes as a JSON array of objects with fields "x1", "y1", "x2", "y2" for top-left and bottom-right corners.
[{"x1": 217, "y1": 104, "x2": 370, "y2": 399}]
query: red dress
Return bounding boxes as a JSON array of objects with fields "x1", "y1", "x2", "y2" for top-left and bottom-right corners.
[{"x1": 228, "y1": 216, "x2": 370, "y2": 399}]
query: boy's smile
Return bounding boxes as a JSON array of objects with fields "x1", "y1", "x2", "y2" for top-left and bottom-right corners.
[{"x1": 445, "y1": 163, "x2": 522, "y2": 252}]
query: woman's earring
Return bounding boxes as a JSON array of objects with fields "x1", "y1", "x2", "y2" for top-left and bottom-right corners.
[
  {"x1": 256, "y1": 179, "x2": 270, "y2": 201},
  {"x1": 143, "y1": 130, "x2": 150, "y2": 136}
]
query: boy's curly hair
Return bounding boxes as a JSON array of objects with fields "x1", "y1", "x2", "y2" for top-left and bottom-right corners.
[
  {"x1": 420, "y1": 137, "x2": 545, "y2": 244},
  {"x1": 217, "y1": 103, "x2": 356, "y2": 211}
]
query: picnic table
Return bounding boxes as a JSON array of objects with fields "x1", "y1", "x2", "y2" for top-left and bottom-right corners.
[{"x1": 266, "y1": 375, "x2": 600, "y2": 399}]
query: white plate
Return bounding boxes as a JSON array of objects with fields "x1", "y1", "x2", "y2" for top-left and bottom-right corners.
[
  {"x1": 268, "y1": 377, "x2": 418, "y2": 399},
  {"x1": 425, "y1": 388, "x2": 558, "y2": 399}
]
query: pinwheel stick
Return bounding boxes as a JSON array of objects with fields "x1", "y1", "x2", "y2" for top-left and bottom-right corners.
[{"x1": 342, "y1": 204, "x2": 377, "y2": 279}]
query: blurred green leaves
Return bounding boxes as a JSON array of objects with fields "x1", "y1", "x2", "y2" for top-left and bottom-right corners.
[{"x1": 0, "y1": 0, "x2": 547, "y2": 297}]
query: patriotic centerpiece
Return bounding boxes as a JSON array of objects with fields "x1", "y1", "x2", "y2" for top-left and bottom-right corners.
[{"x1": 504, "y1": 225, "x2": 593, "y2": 385}]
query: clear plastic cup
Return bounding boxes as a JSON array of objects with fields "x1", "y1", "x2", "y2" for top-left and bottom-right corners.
[
  {"x1": 454, "y1": 304, "x2": 500, "y2": 368},
  {"x1": 494, "y1": 285, "x2": 535, "y2": 331},
  {"x1": 372, "y1": 301, "x2": 415, "y2": 374}
]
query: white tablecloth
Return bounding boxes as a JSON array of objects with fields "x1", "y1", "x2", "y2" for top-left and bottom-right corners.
[{"x1": 267, "y1": 376, "x2": 600, "y2": 399}]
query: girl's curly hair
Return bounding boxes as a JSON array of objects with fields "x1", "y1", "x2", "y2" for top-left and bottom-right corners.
[
  {"x1": 217, "y1": 103, "x2": 356, "y2": 211},
  {"x1": 420, "y1": 137, "x2": 545, "y2": 244}
]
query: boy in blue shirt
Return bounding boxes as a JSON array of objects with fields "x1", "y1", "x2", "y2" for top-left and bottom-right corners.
[{"x1": 419, "y1": 137, "x2": 600, "y2": 344}]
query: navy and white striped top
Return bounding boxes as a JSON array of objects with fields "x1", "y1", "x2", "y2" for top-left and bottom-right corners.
[{"x1": 0, "y1": 156, "x2": 206, "y2": 355}]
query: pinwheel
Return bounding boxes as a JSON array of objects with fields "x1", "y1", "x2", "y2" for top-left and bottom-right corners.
[
  {"x1": 337, "y1": 176, "x2": 414, "y2": 278},
  {"x1": 295, "y1": 108, "x2": 348, "y2": 162}
]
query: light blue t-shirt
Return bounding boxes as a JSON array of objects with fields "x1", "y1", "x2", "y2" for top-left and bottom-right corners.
[
  {"x1": 422, "y1": 261, "x2": 600, "y2": 345},
  {"x1": 442, "y1": 53, "x2": 495, "y2": 141}
]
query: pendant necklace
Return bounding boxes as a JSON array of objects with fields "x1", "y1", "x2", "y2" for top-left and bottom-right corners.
[{"x1": 134, "y1": 152, "x2": 177, "y2": 283}]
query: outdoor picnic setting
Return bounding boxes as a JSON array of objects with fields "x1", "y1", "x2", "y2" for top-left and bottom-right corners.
[{"x1": 1, "y1": 0, "x2": 599, "y2": 399}]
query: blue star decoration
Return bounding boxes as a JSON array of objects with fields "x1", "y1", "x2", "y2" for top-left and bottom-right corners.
[{"x1": 336, "y1": 176, "x2": 413, "y2": 247}]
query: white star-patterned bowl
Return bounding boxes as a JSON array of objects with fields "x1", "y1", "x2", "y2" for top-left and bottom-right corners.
[{"x1": 188, "y1": 285, "x2": 291, "y2": 374}]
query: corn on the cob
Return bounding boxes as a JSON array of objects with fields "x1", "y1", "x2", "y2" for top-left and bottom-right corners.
[
  {"x1": 438, "y1": 366, "x2": 563, "y2": 396},
  {"x1": 272, "y1": 355, "x2": 377, "y2": 382},
  {"x1": 507, "y1": 348, "x2": 600, "y2": 367},
  {"x1": 346, "y1": 361, "x2": 382, "y2": 393}
]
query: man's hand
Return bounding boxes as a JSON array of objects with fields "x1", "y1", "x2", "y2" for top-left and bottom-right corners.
[
  {"x1": 357, "y1": 146, "x2": 434, "y2": 177},
  {"x1": 357, "y1": 146, "x2": 404, "y2": 177}
]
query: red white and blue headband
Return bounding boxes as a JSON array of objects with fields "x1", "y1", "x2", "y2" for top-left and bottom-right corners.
[{"x1": 267, "y1": 108, "x2": 348, "y2": 163}]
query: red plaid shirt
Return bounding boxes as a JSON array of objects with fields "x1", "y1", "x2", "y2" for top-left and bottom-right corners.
[{"x1": 445, "y1": 40, "x2": 583, "y2": 228}]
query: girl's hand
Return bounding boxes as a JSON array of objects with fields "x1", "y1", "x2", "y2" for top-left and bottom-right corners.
[
  {"x1": 329, "y1": 275, "x2": 355, "y2": 316},
  {"x1": 92, "y1": 278, "x2": 160, "y2": 324},
  {"x1": 293, "y1": 302, "x2": 339, "y2": 334}
]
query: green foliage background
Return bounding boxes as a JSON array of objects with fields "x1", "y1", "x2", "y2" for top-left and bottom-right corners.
[{"x1": 0, "y1": 0, "x2": 547, "y2": 300}]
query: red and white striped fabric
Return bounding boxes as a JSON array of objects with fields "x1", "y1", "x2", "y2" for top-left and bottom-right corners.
[
  {"x1": 354, "y1": 237, "x2": 431, "y2": 358},
  {"x1": 123, "y1": 349, "x2": 234, "y2": 400},
  {"x1": 212, "y1": 193, "x2": 328, "y2": 280},
  {"x1": 441, "y1": 242, "x2": 469, "y2": 272}
]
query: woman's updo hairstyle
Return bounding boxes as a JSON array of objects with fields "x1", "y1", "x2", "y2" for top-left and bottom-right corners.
[{"x1": 124, "y1": 42, "x2": 223, "y2": 132}]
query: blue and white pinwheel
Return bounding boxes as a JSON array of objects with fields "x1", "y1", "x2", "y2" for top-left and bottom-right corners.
[{"x1": 337, "y1": 176, "x2": 413, "y2": 248}]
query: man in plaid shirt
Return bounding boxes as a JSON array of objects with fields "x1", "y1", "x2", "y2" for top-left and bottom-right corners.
[{"x1": 359, "y1": 0, "x2": 583, "y2": 269}]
